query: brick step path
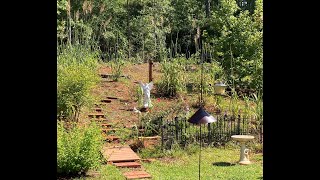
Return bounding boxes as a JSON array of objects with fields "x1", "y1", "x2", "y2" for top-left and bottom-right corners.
[
  {"x1": 88, "y1": 113, "x2": 105, "y2": 118},
  {"x1": 90, "y1": 76, "x2": 151, "y2": 179},
  {"x1": 102, "y1": 146, "x2": 152, "y2": 179},
  {"x1": 113, "y1": 162, "x2": 142, "y2": 168}
]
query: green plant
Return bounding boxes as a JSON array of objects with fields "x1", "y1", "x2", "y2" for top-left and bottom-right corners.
[
  {"x1": 156, "y1": 58, "x2": 187, "y2": 97},
  {"x1": 138, "y1": 144, "x2": 165, "y2": 158},
  {"x1": 57, "y1": 121, "x2": 103, "y2": 175},
  {"x1": 229, "y1": 91, "x2": 241, "y2": 116},
  {"x1": 110, "y1": 59, "x2": 125, "y2": 81},
  {"x1": 251, "y1": 92, "x2": 263, "y2": 128},
  {"x1": 135, "y1": 84, "x2": 144, "y2": 107},
  {"x1": 57, "y1": 46, "x2": 99, "y2": 121}
]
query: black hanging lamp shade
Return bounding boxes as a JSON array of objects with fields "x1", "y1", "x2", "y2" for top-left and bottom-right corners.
[{"x1": 188, "y1": 107, "x2": 217, "y2": 124}]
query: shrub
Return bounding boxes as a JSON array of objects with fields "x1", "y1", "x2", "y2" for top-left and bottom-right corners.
[
  {"x1": 57, "y1": 121, "x2": 103, "y2": 175},
  {"x1": 109, "y1": 59, "x2": 125, "y2": 81},
  {"x1": 156, "y1": 58, "x2": 187, "y2": 97},
  {"x1": 57, "y1": 46, "x2": 99, "y2": 121}
]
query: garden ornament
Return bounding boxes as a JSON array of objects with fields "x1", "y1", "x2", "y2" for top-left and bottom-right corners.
[{"x1": 139, "y1": 81, "x2": 153, "y2": 108}]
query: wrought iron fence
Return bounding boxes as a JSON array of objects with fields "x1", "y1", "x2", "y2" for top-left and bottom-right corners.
[{"x1": 135, "y1": 113, "x2": 263, "y2": 150}]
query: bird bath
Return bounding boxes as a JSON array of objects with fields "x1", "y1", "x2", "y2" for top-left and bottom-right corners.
[{"x1": 231, "y1": 135, "x2": 255, "y2": 165}]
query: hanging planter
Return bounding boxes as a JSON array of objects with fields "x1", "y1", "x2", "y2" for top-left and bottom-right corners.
[{"x1": 214, "y1": 81, "x2": 227, "y2": 95}]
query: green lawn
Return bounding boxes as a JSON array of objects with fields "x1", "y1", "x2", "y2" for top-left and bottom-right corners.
[
  {"x1": 74, "y1": 146, "x2": 262, "y2": 180},
  {"x1": 142, "y1": 147, "x2": 263, "y2": 180}
]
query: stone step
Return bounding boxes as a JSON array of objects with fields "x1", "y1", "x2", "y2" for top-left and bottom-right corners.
[
  {"x1": 113, "y1": 162, "x2": 141, "y2": 168},
  {"x1": 88, "y1": 113, "x2": 105, "y2": 118},
  {"x1": 123, "y1": 171, "x2": 152, "y2": 179}
]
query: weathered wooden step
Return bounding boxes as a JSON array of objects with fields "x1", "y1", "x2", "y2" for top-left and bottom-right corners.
[
  {"x1": 138, "y1": 136, "x2": 160, "y2": 140},
  {"x1": 92, "y1": 107, "x2": 103, "y2": 112},
  {"x1": 107, "y1": 96, "x2": 118, "y2": 99},
  {"x1": 94, "y1": 103, "x2": 105, "y2": 107},
  {"x1": 99, "y1": 73, "x2": 113, "y2": 78},
  {"x1": 104, "y1": 146, "x2": 141, "y2": 163},
  {"x1": 92, "y1": 118, "x2": 108, "y2": 122},
  {"x1": 100, "y1": 123, "x2": 112, "y2": 128},
  {"x1": 106, "y1": 135, "x2": 120, "y2": 142},
  {"x1": 113, "y1": 162, "x2": 141, "y2": 168},
  {"x1": 101, "y1": 99, "x2": 112, "y2": 103},
  {"x1": 88, "y1": 113, "x2": 105, "y2": 118},
  {"x1": 101, "y1": 128, "x2": 116, "y2": 133},
  {"x1": 123, "y1": 171, "x2": 152, "y2": 179}
]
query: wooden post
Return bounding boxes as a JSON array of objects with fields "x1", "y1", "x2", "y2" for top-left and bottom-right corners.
[{"x1": 149, "y1": 60, "x2": 153, "y2": 82}]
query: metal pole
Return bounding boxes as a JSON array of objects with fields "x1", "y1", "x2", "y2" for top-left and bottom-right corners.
[
  {"x1": 127, "y1": 0, "x2": 130, "y2": 60},
  {"x1": 199, "y1": 124, "x2": 202, "y2": 180},
  {"x1": 200, "y1": 50, "x2": 203, "y2": 106},
  {"x1": 149, "y1": 60, "x2": 153, "y2": 82}
]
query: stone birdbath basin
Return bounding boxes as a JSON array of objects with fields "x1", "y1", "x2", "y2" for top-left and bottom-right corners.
[{"x1": 231, "y1": 135, "x2": 255, "y2": 165}]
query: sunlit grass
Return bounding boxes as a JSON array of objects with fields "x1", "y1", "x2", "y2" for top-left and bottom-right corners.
[
  {"x1": 73, "y1": 146, "x2": 262, "y2": 180},
  {"x1": 143, "y1": 147, "x2": 263, "y2": 180}
]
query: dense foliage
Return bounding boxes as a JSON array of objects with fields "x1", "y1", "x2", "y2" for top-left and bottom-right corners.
[
  {"x1": 57, "y1": 121, "x2": 103, "y2": 175},
  {"x1": 57, "y1": 0, "x2": 262, "y2": 92},
  {"x1": 57, "y1": 45, "x2": 100, "y2": 121}
]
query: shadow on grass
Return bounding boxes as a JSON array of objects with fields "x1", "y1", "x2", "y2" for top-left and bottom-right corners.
[
  {"x1": 212, "y1": 162, "x2": 236, "y2": 166},
  {"x1": 57, "y1": 171, "x2": 100, "y2": 180}
]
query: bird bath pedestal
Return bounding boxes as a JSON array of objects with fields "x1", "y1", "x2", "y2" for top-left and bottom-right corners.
[{"x1": 231, "y1": 135, "x2": 255, "y2": 165}]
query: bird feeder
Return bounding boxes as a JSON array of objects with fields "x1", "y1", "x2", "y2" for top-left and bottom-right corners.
[{"x1": 214, "y1": 82, "x2": 227, "y2": 95}]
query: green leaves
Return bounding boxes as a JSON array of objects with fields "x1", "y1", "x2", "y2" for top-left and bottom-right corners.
[
  {"x1": 57, "y1": 46, "x2": 99, "y2": 121},
  {"x1": 109, "y1": 59, "x2": 125, "y2": 81},
  {"x1": 157, "y1": 58, "x2": 186, "y2": 97},
  {"x1": 206, "y1": 0, "x2": 263, "y2": 91},
  {"x1": 57, "y1": 121, "x2": 103, "y2": 175}
]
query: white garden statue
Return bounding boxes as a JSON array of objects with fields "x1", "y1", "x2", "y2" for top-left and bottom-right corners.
[{"x1": 139, "y1": 81, "x2": 153, "y2": 108}]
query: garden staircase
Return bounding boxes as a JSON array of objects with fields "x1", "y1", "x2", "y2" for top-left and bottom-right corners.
[
  {"x1": 102, "y1": 146, "x2": 152, "y2": 179},
  {"x1": 87, "y1": 75, "x2": 152, "y2": 179},
  {"x1": 88, "y1": 103, "x2": 120, "y2": 142}
]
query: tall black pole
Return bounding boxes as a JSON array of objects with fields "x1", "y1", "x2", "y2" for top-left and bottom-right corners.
[
  {"x1": 199, "y1": 38, "x2": 204, "y2": 180},
  {"x1": 200, "y1": 45, "x2": 204, "y2": 107},
  {"x1": 127, "y1": 0, "x2": 130, "y2": 60},
  {"x1": 199, "y1": 124, "x2": 202, "y2": 180}
]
